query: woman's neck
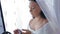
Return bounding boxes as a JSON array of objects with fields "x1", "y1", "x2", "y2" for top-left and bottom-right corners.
[
  {"x1": 35, "y1": 16, "x2": 43, "y2": 20},
  {"x1": 35, "y1": 16, "x2": 48, "y2": 24}
]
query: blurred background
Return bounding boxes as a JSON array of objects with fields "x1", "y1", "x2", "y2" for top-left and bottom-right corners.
[{"x1": 1, "y1": 0, "x2": 32, "y2": 34}]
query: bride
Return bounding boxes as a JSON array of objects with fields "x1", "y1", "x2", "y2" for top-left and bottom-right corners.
[
  {"x1": 14, "y1": 0, "x2": 60, "y2": 34},
  {"x1": 21, "y1": 0, "x2": 54, "y2": 34}
]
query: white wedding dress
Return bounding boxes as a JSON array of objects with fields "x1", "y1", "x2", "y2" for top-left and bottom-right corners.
[
  {"x1": 33, "y1": 0, "x2": 60, "y2": 34},
  {"x1": 27, "y1": 0, "x2": 60, "y2": 34},
  {"x1": 28, "y1": 22, "x2": 55, "y2": 34}
]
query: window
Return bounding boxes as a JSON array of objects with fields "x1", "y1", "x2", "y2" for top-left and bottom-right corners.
[{"x1": 1, "y1": 0, "x2": 32, "y2": 34}]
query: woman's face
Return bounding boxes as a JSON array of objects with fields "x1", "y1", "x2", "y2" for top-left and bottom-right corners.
[{"x1": 29, "y1": 1, "x2": 41, "y2": 17}]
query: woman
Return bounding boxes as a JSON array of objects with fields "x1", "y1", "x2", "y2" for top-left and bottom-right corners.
[
  {"x1": 21, "y1": 0, "x2": 54, "y2": 34},
  {"x1": 14, "y1": 0, "x2": 54, "y2": 34}
]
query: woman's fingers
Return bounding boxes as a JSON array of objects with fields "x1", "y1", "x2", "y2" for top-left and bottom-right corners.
[
  {"x1": 22, "y1": 29, "x2": 31, "y2": 34},
  {"x1": 22, "y1": 29, "x2": 28, "y2": 33},
  {"x1": 14, "y1": 29, "x2": 22, "y2": 34}
]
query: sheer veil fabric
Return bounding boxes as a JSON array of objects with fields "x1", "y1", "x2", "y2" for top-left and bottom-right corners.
[{"x1": 36, "y1": 0, "x2": 60, "y2": 34}]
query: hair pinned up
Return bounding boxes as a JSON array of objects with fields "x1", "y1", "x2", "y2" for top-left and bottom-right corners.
[{"x1": 29, "y1": 0, "x2": 37, "y2": 2}]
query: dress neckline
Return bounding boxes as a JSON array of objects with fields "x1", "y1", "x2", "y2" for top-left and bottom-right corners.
[{"x1": 29, "y1": 23, "x2": 48, "y2": 31}]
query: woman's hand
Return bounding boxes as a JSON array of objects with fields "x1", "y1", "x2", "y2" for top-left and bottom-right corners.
[
  {"x1": 22, "y1": 29, "x2": 31, "y2": 34},
  {"x1": 14, "y1": 29, "x2": 22, "y2": 34}
]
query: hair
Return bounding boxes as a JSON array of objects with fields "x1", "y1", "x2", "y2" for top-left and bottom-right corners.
[
  {"x1": 29, "y1": 0, "x2": 37, "y2": 2},
  {"x1": 29, "y1": 0, "x2": 46, "y2": 19}
]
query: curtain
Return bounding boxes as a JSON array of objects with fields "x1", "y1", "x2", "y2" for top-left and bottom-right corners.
[{"x1": 36, "y1": 0, "x2": 60, "y2": 34}]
